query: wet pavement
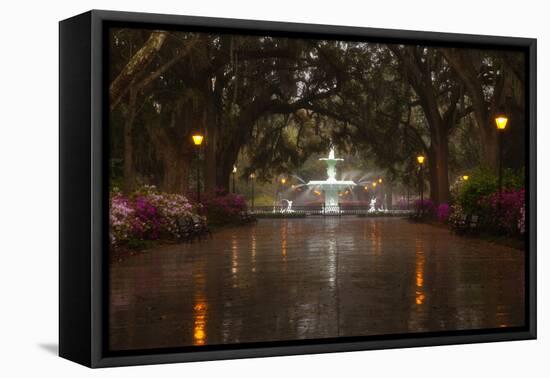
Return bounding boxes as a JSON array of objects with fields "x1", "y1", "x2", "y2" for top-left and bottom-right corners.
[{"x1": 109, "y1": 217, "x2": 525, "y2": 351}]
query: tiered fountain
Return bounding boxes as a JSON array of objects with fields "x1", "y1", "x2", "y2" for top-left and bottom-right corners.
[{"x1": 307, "y1": 147, "x2": 356, "y2": 212}]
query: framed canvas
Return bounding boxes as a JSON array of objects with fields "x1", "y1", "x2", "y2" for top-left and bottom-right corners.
[{"x1": 59, "y1": 10, "x2": 537, "y2": 368}]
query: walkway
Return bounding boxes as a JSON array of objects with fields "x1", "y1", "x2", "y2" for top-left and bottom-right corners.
[{"x1": 109, "y1": 217, "x2": 525, "y2": 350}]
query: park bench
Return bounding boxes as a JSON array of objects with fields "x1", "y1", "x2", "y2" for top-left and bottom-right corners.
[
  {"x1": 239, "y1": 211, "x2": 257, "y2": 223},
  {"x1": 453, "y1": 214, "x2": 480, "y2": 235},
  {"x1": 177, "y1": 214, "x2": 211, "y2": 243}
]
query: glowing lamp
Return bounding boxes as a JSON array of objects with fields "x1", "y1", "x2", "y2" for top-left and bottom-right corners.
[
  {"x1": 495, "y1": 115, "x2": 508, "y2": 130},
  {"x1": 192, "y1": 134, "x2": 204, "y2": 146},
  {"x1": 463, "y1": 175, "x2": 469, "y2": 181},
  {"x1": 417, "y1": 155, "x2": 425, "y2": 164}
]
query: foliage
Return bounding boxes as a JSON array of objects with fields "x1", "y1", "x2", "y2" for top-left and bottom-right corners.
[
  {"x1": 456, "y1": 168, "x2": 523, "y2": 214},
  {"x1": 413, "y1": 199, "x2": 435, "y2": 217},
  {"x1": 436, "y1": 203, "x2": 451, "y2": 222},
  {"x1": 449, "y1": 188, "x2": 525, "y2": 238},
  {"x1": 109, "y1": 29, "x2": 526, "y2": 209},
  {"x1": 109, "y1": 185, "x2": 199, "y2": 247},
  {"x1": 201, "y1": 188, "x2": 250, "y2": 227},
  {"x1": 478, "y1": 189, "x2": 526, "y2": 236},
  {"x1": 448, "y1": 203, "x2": 466, "y2": 228}
]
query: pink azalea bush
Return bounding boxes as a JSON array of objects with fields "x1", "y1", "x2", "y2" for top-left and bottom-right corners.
[
  {"x1": 109, "y1": 185, "x2": 196, "y2": 247},
  {"x1": 110, "y1": 194, "x2": 135, "y2": 245},
  {"x1": 479, "y1": 189, "x2": 525, "y2": 235},
  {"x1": 201, "y1": 188, "x2": 248, "y2": 226},
  {"x1": 414, "y1": 199, "x2": 435, "y2": 217},
  {"x1": 436, "y1": 203, "x2": 451, "y2": 222}
]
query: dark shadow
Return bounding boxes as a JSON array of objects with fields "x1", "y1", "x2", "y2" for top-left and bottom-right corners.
[{"x1": 38, "y1": 343, "x2": 58, "y2": 355}]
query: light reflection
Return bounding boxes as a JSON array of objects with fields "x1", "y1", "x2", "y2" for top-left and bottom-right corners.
[
  {"x1": 193, "y1": 299, "x2": 207, "y2": 345},
  {"x1": 231, "y1": 234, "x2": 239, "y2": 288},
  {"x1": 370, "y1": 222, "x2": 382, "y2": 255},
  {"x1": 192, "y1": 260, "x2": 208, "y2": 346},
  {"x1": 251, "y1": 230, "x2": 257, "y2": 273},
  {"x1": 281, "y1": 222, "x2": 287, "y2": 260},
  {"x1": 496, "y1": 305, "x2": 510, "y2": 328},
  {"x1": 415, "y1": 238, "x2": 426, "y2": 306},
  {"x1": 327, "y1": 239, "x2": 337, "y2": 289}
]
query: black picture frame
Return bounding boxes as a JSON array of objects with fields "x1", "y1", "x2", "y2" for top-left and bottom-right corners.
[{"x1": 59, "y1": 9, "x2": 537, "y2": 368}]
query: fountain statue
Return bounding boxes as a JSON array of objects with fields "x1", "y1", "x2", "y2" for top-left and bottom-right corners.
[
  {"x1": 281, "y1": 199, "x2": 294, "y2": 213},
  {"x1": 368, "y1": 198, "x2": 377, "y2": 213},
  {"x1": 307, "y1": 146, "x2": 356, "y2": 212}
]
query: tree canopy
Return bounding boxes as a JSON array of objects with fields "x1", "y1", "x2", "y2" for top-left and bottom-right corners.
[{"x1": 109, "y1": 28, "x2": 526, "y2": 204}]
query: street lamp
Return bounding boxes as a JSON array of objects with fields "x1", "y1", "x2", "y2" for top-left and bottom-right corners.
[
  {"x1": 232, "y1": 165, "x2": 237, "y2": 194},
  {"x1": 417, "y1": 155, "x2": 425, "y2": 216},
  {"x1": 495, "y1": 108, "x2": 509, "y2": 202},
  {"x1": 249, "y1": 173, "x2": 256, "y2": 211},
  {"x1": 378, "y1": 178, "x2": 384, "y2": 210},
  {"x1": 192, "y1": 133, "x2": 204, "y2": 204},
  {"x1": 281, "y1": 177, "x2": 286, "y2": 185},
  {"x1": 462, "y1": 175, "x2": 469, "y2": 181}
]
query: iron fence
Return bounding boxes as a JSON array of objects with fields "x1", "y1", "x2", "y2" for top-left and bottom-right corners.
[{"x1": 251, "y1": 205, "x2": 412, "y2": 217}]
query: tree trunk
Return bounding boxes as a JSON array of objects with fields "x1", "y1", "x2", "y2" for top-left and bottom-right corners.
[
  {"x1": 122, "y1": 90, "x2": 137, "y2": 194},
  {"x1": 161, "y1": 148, "x2": 190, "y2": 194},
  {"x1": 148, "y1": 111, "x2": 192, "y2": 195},
  {"x1": 479, "y1": 120, "x2": 499, "y2": 170},
  {"x1": 428, "y1": 139, "x2": 450, "y2": 204},
  {"x1": 441, "y1": 48, "x2": 504, "y2": 172},
  {"x1": 204, "y1": 87, "x2": 218, "y2": 192},
  {"x1": 385, "y1": 183, "x2": 393, "y2": 210}
]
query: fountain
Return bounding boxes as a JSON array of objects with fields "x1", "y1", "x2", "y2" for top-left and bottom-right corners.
[{"x1": 307, "y1": 146, "x2": 356, "y2": 212}]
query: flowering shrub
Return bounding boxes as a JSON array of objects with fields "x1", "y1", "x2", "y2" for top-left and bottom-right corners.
[
  {"x1": 135, "y1": 185, "x2": 195, "y2": 239},
  {"x1": 518, "y1": 205, "x2": 526, "y2": 235},
  {"x1": 457, "y1": 167, "x2": 524, "y2": 214},
  {"x1": 110, "y1": 194, "x2": 135, "y2": 246},
  {"x1": 479, "y1": 189, "x2": 525, "y2": 236},
  {"x1": 109, "y1": 186, "x2": 198, "y2": 247},
  {"x1": 448, "y1": 203, "x2": 465, "y2": 228},
  {"x1": 413, "y1": 199, "x2": 435, "y2": 217},
  {"x1": 436, "y1": 203, "x2": 450, "y2": 222},
  {"x1": 132, "y1": 195, "x2": 161, "y2": 240},
  {"x1": 201, "y1": 188, "x2": 249, "y2": 226}
]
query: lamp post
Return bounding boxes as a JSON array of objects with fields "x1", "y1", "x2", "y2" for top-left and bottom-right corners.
[
  {"x1": 192, "y1": 133, "x2": 204, "y2": 204},
  {"x1": 281, "y1": 178, "x2": 287, "y2": 206},
  {"x1": 249, "y1": 173, "x2": 256, "y2": 211},
  {"x1": 378, "y1": 177, "x2": 383, "y2": 210},
  {"x1": 417, "y1": 155, "x2": 425, "y2": 215},
  {"x1": 232, "y1": 165, "x2": 237, "y2": 194},
  {"x1": 495, "y1": 109, "x2": 509, "y2": 204}
]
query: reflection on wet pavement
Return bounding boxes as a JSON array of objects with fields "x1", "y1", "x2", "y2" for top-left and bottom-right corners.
[{"x1": 109, "y1": 217, "x2": 525, "y2": 351}]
